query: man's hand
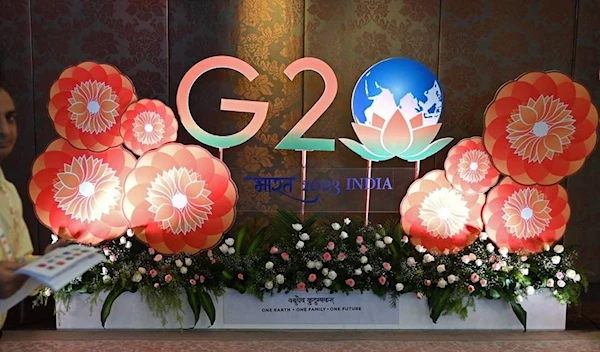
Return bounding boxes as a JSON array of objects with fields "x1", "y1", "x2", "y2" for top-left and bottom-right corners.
[
  {"x1": 44, "y1": 239, "x2": 70, "y2": 254},
  {"x1": 0, "y1": 261, "x2": 27, "y2": 299}
]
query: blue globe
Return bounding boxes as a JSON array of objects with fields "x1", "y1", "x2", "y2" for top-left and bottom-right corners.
[{"x1": 351, "y1": 58, "x2": 443, "y2": 127}]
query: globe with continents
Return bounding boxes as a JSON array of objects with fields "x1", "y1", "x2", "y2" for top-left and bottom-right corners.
[{"x1": 351, "y1": 58, "x2": 443, "y2": 127}]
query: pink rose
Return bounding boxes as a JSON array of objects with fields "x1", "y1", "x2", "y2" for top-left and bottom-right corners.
[
  {"x1": 148, "y1": 248, "x2": 155, "y2": 255},
  {"x1": 356, "y1": 236, "x2": 364, "y2": 244},
  {"x1": 237, "y1": 273, "x2": 244, "y2": 280},
  {"x1": 382, "y1": 262, "x2": 392, "y2": 271},
  {"x1": 153, "y1": 254, "x2": 163, "y2": 262},
  {"x1": 470, "y1": 273, "x2": 480, "y2": 283},
  {"x1": 297, "y1": 282, "x2": 306, "y2": 291},
  {"x1": 359, "y1": 245, "x2": 368, "y2": 254},
  {"x1": 337, "y1": 253, "x2": 346, "y2": 261},
  {"x1": 378, "y1": 276, "x2": 387, "y2": 285},
  {"x1": 210, "y1": 258, "x2": 217, "y2": 264},
  {"x1": 199, "y1": 275, "x2": 206, "y2": 283},
  {"x1": 103, "y1": 247, "x2": 110, "y2": 255},
  {"x1": 165, "y1": 274, "x2": 172, "y2": 283},
  {"x1": 489, "y1": 255, "x2": 497, "y2": 263},
  {"x1": 401, "y1": 235, "x2": 409, "y2": 243},
  {"x1": 424, "y1": 279, "x2": 431, "y2": 286},
  {"x1": 468, "y1": 285, "x2": 475, "y2": 294},
  {"x1": 480, "y1": 279, "x2": 488, "y2": 287},
  {"x1": 323, "y1": 252, "x2": 332, "y2": 262},
  {"x1": 154, "y1": 283, "x2": 160, "y2": 289},
  {"x1": 416, "y1": 292, "x2": 423, "y2": 299},
  {"x1": 556, "y1": 272, "x2": 565, "y2": 280},
  {"x1": 281, "y1": 252, "x2": 290, "y2": 261},
  {"x1": 149, "y1": 269, "x2": 158, "y2": 278},
  {"x1": 189, "y1": 279, "x2": 197, "y2": 286},
  {"x1": 308, "y1": 274, "x2": 317, "y2": 282},
  {"x1": 270, "y1": 246, "x2": 279, "y2": 254},
  {"x1": 207, "y1": 249, "x2": 213, "y2": 258},
  {"x1": 194, "y1": 274, "x2": 200, "y2": 280},
  {"x1": 327, "y1": 242, "x2": 335, "y2": 250},
  {"x1": 345, "y1": 278, "x2": 355, "y2": 288},
  {"x1": 492, "y1": 263, "x2": 501, "y2": 271}
]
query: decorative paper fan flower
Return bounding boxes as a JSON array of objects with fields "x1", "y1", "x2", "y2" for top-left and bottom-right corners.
[
  {"x1": 483, "y1": 177, "x2": 570, "y2": 254},
  {"x1": 29, "y1": 138, "x2": 136, "y2": 245},
  {"x1": 444, "y1": 137, "x2": 500, "y2": 194},
  {"x1": 120, "y1": 99, "x2": 178, "y2": 156},
  {"x1": 399, "y1": 170, "x2": 485, "y2": 254},
  {"x1": 48, "y1": 61, "x2": 137, "y2": 152},
  {"x1": 483, "y1": 71, "x2": 598, "y2": 185},
  {"x1": 123, "y1": 143, "x2": 238, "y2": 255}
]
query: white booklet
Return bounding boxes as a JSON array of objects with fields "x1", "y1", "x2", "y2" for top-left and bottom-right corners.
[{"x1": 0, "y1": 245, "x2": 104, "y2": 313}]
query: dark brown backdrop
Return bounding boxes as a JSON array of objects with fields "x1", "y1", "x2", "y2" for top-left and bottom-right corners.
[{"x1": 0, "y1": 0, "x2": 598, "y2": 327}]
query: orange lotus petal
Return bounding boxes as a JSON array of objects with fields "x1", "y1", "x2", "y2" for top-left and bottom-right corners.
[{"x1": 381, "y1": 110, "x2": 412, "y2": 155}]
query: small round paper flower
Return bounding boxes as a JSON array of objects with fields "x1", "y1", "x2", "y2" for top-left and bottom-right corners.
[
  {"x1": 123, "y1": 143, "x2": 238, "y2": 255},
  {"x1": 400, "y1": 170, "x2": 485, "y2": 254},
  {"x1": 48, "y1": 61, "x2": 137, "y2": 152},
  {"x1": 444, "y1": 137, "x2": 500, "y2": 194},
  {"x1": 120, "y1": 99, "x2": 178, "y2": 156},
  {"x1": 483, "y1": 177, "x2": 570, "y2": 253},
  {"x1": 29, "y1": 138, "x2": 136, "y2": 245},
  {"x1": 483, "y1": 72, "x2": 598, "y2": 185}
]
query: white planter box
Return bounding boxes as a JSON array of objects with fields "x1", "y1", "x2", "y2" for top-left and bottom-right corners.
[{"x1": 56, "y1": 289, "x2": 566, "y2": 330}]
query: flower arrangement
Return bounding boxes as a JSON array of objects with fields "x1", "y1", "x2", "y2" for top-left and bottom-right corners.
[{"x1": 36, "y1": 210, "x2": 587, "y2": 331}]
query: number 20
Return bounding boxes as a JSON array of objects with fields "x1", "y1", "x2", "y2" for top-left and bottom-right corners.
[{"x1": 176, "y1": 56, "x2": 338, "y2": 152}]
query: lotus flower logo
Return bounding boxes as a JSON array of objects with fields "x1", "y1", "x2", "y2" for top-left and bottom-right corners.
[{"x1": 342, "y1": 57, "x2": 452, "y2": 162}]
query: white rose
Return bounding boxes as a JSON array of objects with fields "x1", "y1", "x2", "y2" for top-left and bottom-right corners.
[
  {"x1": 102, "y1": 275, "x2": 112, "y2": 284},
  {"x1": 185, "y1": 258, "x2": 192, "y2": 266},
  {"x1": 526, "y1": 286, "x2": 535, "y2": 296},
  {"x1": 306, "y1": 261, "x2": 315, "y2": 269},
  {"x1": 557, "y1": 279, "x2": 566, "y2": 288},
  {"x1": 132, "y1": 273, "x2": 142, "y2": 283},
  {"x1": 551, "y1": 256, "x2": 561, "y2": 265},
  {"x1": 324, "y1": 279, "x2": 332, "y2": 287},
  {"x1": 475, "y1": 259, "x2": 483, "y2": 267},
  {"x1": 375, "y1": 241, "x2": 385, "y2": 249},
  {"x1": 553, "y1": 245, "x2": 565, "y2": 254},
  {"x1": 354, "y1": 268, "x2": 363, "y2": 276},
  {"x1": 574, "y1": 274, "x2": 581, "y2": 282},
  {"x1": 486, "y1": 243, "x2": 495, "y2": 253},
  {"x1": 125, "y1": 241, "x2": 132, "y2": 249},
  {"x1": 227, "y1": 247, "x2": 235, "y2": 255},
  {"x1": 331, "y1": 223, "x2": 341, "y2": 231},
  {"x1": 520, "y1": 256, "x2": 528, "y2": 262},
  {"x1": 546, "y1": 278, "x2": 555, "y2": 287},
  {"x1": 180, "y1": 267, "x2": 188, "y2": 274},
  {"x1": 395, "y1": 283, "x2": 404, "y2": 292},
  {"x1": 375, "y1": 234, "x2": 381, "y2": 240},
  {"x1": 436, "y1": 264, "x2": 446, "y2": 273},
  {"x1": 119, "y1": 236, "x2": 127, "y2": 245},
  {"x1": 423, "y1": 254, "x2": 435, "y2": 263},
  {"x1": 296, "y1": 241, "x2": 305, "y2": 249},
  {"x1": 321, "y1": 268, "x2": 329, "y2": 276},
  {"x1": 447, "y1": 275, "x2": 457, "y2": 284},
  {"x1": 566, "y1": 270, "x2": 576, "y2": 279},
  {"x1": 520, "y1": 268, "x2": 529, "y2": 276},
  {"x1": 461, "y1": 255, "x2": 470, "y2": 264},
  {"x1": 543, "y1": 244, "x2": 551, "y2": 251},
  {"x1": 499, "y1": 247, "x2": 509, "y2": 257},
  {"x1": 468, "y1": 253, "x2": 477, "y2": 261},
  {"x1": 479, "y1": 232, "x2": 488, "y2": 241},
  {"x1": 516, "y1": 295, "x2": 524, "y2": 303},
  {"x1": 138, "y1": 267, "x2": 147, "y2": 275},
  {"x1": 175, "y1": 259, "x2": 183, "y2": 268},
  {"x1": 265, "y1": 281, "x2": 274, "y2": 290},
  {"x1": 276, "y1": 274, "x2": 285, "y2": 284},
  {"x1": 360, "y1": 256, "x2": 368, "y2": 264},
  {"x1": 101, "y1": 267, "x2": 109, "y2": 276},
  {"x1": 292, "y1": 223, "x2": 303, "y2": 231},
  {"x1": 328, "y1": 271, "x2": 338, "y2": 280},
  {"x1": 415, "y1": 245, "x2": 426, "y2": 253},
  {"x1": 363, "y1": 264, "x2": 373, "y2": 272},
  {"x1": 407, "y1": 257, "x2": 416, "y2": 267},
  {"x1": 225, "y1": 238, "x2": 235, "y2": 246},
  {"x1": 344, "y1": 218, "x2": 351, "y2": 225},
  {"x1": 340, "y1": 231, "x2": 348, "y2": 240},
  {"x1": 265, "y1": 261, "x2": 274, "y2": 270},
  {"x1": 437, "y1": 279, "x2": 447, "y2": 289},
  {"x1": 126, "y1": 229, "x2": 134, "y2": 237},
  {"x1": 383, "y1": 236, "x2": 393, "y2": 245},
  {"x1": 300, "y1": 233, "x2": 310, "y2": 241},
  {"x1": 219, "y1": 244, "x2": 229, "y2": 254},
  {"x1": 315, "y1": 261, "x2": 323, "y2": 270}
]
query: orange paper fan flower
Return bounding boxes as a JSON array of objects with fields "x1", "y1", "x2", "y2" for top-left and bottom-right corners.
[
  {"x1": 29, "y1": 138, "x2": 136, "y2": 245},
  {"x1": 444, "y1": 137, "x2": 500, "y2": 194},
  {"x1": 48, "y1": 61, "x2": 137, "y2": 152},
  {"x1": 483, "y1": 72, "x2": 598, "y2": 185},
  {"x1": 120, "y1": 99, "x2": 178, "y2": 156},
  {"x1": 399, "y1": 170, "x2": 485, "y2": 254},
  {"x1": 123, "y1": 143, "x2": 238, "y2": 255},
  {"x1": 483, "y1": 177, "x2": 570, "y2": 254}
]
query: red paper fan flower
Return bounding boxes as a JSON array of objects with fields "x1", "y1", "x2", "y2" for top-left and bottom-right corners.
[
  {"x1": 482, "y1": 177, "x2": 570, "y2": 254},
  {"x1": 399, "y1": 170, "x2": 485, "y2": 254},
  {"x1": 483, "y1": 71, "x2": 598, "y2": 185},
  {"x1": 444, "y1": 137, "x2": 500, "y2": 194},
  {"x1": 48, "y1": 61, "x2": 137, "y2": 152},
  {"x1": 120, "y1": 99, "x2": 178, "y2": 156},
  {"x1": 29, "y1": 139, "x2": 136, "y2": 245},
  {"x1": 123, "y1": 143, "x2": 238, "y2": 255}
]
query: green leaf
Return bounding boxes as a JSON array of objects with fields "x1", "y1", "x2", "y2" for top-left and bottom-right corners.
[
  {"x1": 100, "y1": 286, "x2": 126, "y2": 328},
  {"x1": 185, "y1": 287, "x2": 202, "y2": 328},
  {"x1": 489, "y1": 289, "x2": 502, "y2": 299},
  {"x1": 429, "y1": 289, "x2": 452, "y2": 323},
  {"x1": 221, "y1": 270, "x2": 234, "y2": 281},
  {"x1": 247, "y1": 227, "x2": 267, "y2": 254},
  {"x1": 235, "y1": 226, "x2": 247, "y2": 256},
  {"x1": 199, "y1": 290, "x2": 216, "y2": 326},
  {"x1": 510, "y1": 301, "x2": 527, "y2": 332}
]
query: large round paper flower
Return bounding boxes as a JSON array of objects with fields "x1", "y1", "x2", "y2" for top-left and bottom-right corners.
[
  {"x1": 48, "y1": 61, "x2": 137, "y2": 152},
  {"x1": 29, "y1": 139, "x2": 136, "y2": 245},
  {"x1": 483, "y1": 177, "x2": 570, "y2": 253},
  {"x1": 123, "y1": 143, "x2": 238, "y2": 254},
  {"x1": 120, "y1": 99, "x2": 178, "y2": 156},
  {"x1": 400, "y1": 170, "x2": 485, "y2": 254},
  {"x1": 444, "y1": 137, "x2": 500, "y2": 194},
  {"x1": 483, "y1": 72, "x2": 598, "y2": 185}
]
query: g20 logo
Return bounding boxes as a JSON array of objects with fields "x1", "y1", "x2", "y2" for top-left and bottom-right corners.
[{"x1": 176, "y1": 56, "x2": 452, "y2": 162}]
